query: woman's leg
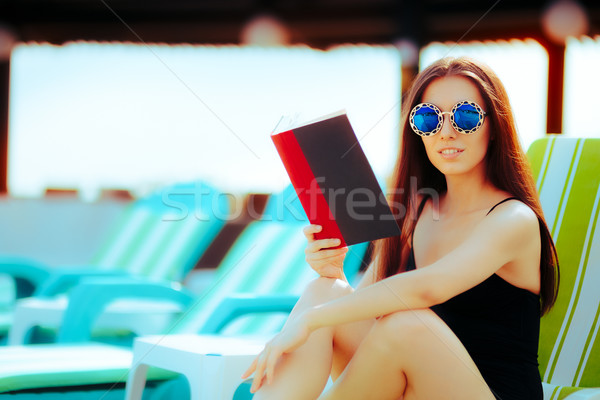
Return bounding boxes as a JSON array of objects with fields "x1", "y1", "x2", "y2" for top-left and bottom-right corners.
[
  {"x1": 253, "y1": 277, "x2": 375, "y2": 400},
  {"x1": 319, "y1": 309, "x2": 496, "y2": 400}
]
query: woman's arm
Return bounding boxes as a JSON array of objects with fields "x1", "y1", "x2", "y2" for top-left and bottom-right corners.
[{"x1": 306, "y1": 201, "x2": 540, "y2": 330}]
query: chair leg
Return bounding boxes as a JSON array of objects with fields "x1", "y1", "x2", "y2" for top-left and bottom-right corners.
[
  {"x1": 181, "y1": 364, "x2": 212, "y2": 400},
  {"x1": 7, "y1": 323, "x2": 34, "y2": 345},
  {"x1": 8, "y1": 302, "x2": 37, "y2": 344},
  {"x1": 181, "y1": 357, "x2": 231, "y2": 400},
  {"x1": 125, "y1": 362, "x2": 150, "y2": 400}
]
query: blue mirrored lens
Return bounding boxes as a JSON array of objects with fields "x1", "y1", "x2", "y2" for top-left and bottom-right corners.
[
  {"x1": 413, "y1": 106, "x2": 439, "y2": 133},
  {"x1": 453, "y1": 103, "x2": 481, "y2": 130}
]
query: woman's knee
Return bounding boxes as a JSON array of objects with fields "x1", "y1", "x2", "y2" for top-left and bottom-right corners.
[{"x1": 370, "y1": 309, "x2": 439, "y2": 348}]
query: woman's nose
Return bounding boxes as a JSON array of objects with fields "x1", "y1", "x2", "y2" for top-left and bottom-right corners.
[{"x1": 438, "y1": 113, "x2": 456, "y2": 140}]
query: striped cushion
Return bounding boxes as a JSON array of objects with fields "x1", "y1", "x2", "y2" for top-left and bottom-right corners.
[
  {"x1": 173, "y1": 216, "x2": 367, "y2": 336},
  {"x1": 0, "y1": 343, "x2": 176, "y2": 393},
  {"x1": 90, "y1": 181, "x2": 227, "y2": 282},
  {"x1": 542, "y1": 382, "x2": 600, "y2": 399},
  {"x1": 527, "y1": 137, "x2": 600, "y2": 395},
  {"x1": 174, "y1": 221, "x2": 311, "y2": 334}
]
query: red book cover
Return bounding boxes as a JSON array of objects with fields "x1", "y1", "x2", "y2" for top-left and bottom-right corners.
[{"x1": 271, "y1": 111, "x2": 401, "y2": 247}]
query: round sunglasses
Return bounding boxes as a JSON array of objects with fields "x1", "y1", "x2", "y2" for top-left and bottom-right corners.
[{"x1": 409, "y1": 101, "x2": 487, "y2": 137}]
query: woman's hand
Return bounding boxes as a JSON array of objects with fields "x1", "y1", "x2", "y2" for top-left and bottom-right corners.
[
  {"x1": 303, "y1": 224, "x2": 348, "y2": 280},
  {"x1": 241, "y1": 311, "x2": 313, "y2": 393}
]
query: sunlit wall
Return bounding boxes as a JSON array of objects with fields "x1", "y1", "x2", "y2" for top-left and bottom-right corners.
[
  {"x1": 420, "y1": 39, "x2": 548, "y2": 151},
  {"x1": 563, "y1": 36, "x2": 600, "y2": 138},
  {"x1": 8, "y1": 43, "x2": 401, "y2": 199}
]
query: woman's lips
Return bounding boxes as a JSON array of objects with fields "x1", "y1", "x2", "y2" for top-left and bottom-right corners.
[{"x1": 438, "y1": 148, "x2": 464, "y2": 159}]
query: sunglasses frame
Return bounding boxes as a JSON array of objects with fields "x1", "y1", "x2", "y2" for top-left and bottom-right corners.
[{"x1": 409, "y1": 100, "x2": 487, "y2": 137}]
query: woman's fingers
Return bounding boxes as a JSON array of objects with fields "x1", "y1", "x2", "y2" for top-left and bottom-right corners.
[
  {"x1": 303, "y1": 226, "x2": 343, "y2": 248},
  {"x1": 250, "y1": 348, "x2": 270, "y2": 393},
  {"x1": 302, "y1": 224, "x2": 322, "y2": 241},
  {"x1": 305, "y1": 248, "x2": 348, "y2": 268},
  {"x1": 243, "y1": 318, "x2": 311, "y2": 393},
  {"x1": 241, "y1": 355, "x2": 258, "y2": 379},
  {"x1": 303, "y1": 225, "x2": 348, "y2": 279},
  {"x1": 247, "y1": 348, "x2": 282, "y2": 393},
  {"x1": 305, "y1": 238, "x2": 342, "y2": 254},
  {"x1": 306, "y1": 248, "x2": 348, "y2": 278},
  {"x1": 266, "y1": 348, "x2": 281, "y2": 385},
  {"x1": 305, "y1": 249, "x2": 348, "y2": 268},
  {"x1": 306, "y1": 249, "x2": 347, "y2": 266},
  {"x1": 306, "y1": 246, "x2": 348, "y2": 260}
]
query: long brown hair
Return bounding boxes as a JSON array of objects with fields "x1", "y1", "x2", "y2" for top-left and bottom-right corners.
[{"x1": 375, "y1": 56, "x2": 559, "y2": 315}]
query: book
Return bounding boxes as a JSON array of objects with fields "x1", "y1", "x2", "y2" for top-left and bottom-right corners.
[{"x1": 271, "y1": 110, "x2": 401, "y2": 247}]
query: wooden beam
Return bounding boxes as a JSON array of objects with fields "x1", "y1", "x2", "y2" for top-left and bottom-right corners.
[{"x1": 545, "y1": 41, "x2": 565, "y2": 135}]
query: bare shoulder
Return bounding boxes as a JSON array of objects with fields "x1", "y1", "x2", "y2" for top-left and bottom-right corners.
[
  {"x1": 483, "y1": 198, "x2": 540, "y2": 247},
  {"x1": 488, "y1": 198, "x2": 538, "y2": 223}
]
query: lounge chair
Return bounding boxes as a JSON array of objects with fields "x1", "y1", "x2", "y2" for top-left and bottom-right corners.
[
  {"x1": 2, "y1": 180, "x2": 228, "y2": 345},
  {"x1": 527, "y1": 137, "x2": 600, "y2": 399}
]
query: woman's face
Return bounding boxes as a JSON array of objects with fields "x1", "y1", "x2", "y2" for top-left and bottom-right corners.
[{"x1": 419, "y1": 75, "x2": 491, "y2": 178}]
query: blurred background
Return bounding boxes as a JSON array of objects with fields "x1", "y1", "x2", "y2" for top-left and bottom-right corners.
[{"x1": 0, "y1": 0, "x2": 599, "y2": 265}]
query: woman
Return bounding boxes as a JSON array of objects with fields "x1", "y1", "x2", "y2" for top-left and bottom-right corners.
[{"x1": 242, "y1": 57, "x2": 559, "y2": 399}]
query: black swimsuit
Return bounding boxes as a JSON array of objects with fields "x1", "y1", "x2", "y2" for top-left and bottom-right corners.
[{"x1": 406, "y1": 197, "x2": 543, "y2": 400}]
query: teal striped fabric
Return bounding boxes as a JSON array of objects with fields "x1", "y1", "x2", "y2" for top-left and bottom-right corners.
[
  {"x1": 174, "y1": 219, "x2": 368, "y2": 336},
  {"x1": 527, "y1": 138, "x2": 600, "y2": 399},
  {"x1": 90, "y1": 181, "x2": 227, "y2": 282}
]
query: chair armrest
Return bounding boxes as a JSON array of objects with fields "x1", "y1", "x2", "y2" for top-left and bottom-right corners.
[
  {"x1": 199, "y1": 293, "x2": 299, "y2": 334},
  {"x1": 0, "y1": 256, "x2": 52, "y2": 298},
  {"x1": 57, "y1": 278, "x2": 195, "y2": 343},
  {"x1": 34, "y1": 268, "x2": 130, "y2": 297}
]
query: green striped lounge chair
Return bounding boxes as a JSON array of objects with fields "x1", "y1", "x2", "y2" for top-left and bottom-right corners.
[
  {"x1": 528, "y1": 137, "x2": 600, "y2": 399},
  {"x1": 3, "y1": 180, "x2": 229, "y2": 345},
  {"x1": 0, "y1": 185, "x2": 369, "y2": 397}
]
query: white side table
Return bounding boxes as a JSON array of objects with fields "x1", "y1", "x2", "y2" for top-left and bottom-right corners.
[{"x1": 125, "y1": 334, "x2": 266, "y2": 400}]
